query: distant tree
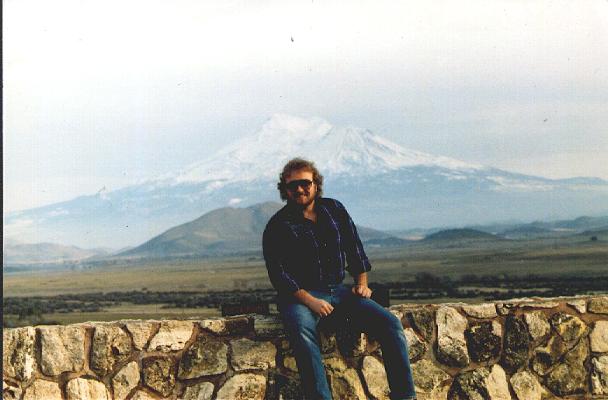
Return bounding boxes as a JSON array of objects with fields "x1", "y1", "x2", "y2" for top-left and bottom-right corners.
[{"x1": 591, "y1": 236, "x2": 598, "y2": 241}]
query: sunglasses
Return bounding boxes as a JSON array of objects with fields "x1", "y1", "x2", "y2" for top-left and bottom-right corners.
[{"x1": 286, "y1": 179, "x2": 313, "y2": 192}]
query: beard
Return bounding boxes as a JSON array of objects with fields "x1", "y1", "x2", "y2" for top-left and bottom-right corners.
[{"x1": 288, "y1": 191, "x2": 316, "y2": 209}]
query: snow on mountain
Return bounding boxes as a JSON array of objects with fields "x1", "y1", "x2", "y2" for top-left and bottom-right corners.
[
  {"x1": 151, "y1": 114, "x2": 482, "y2": 186},
  {"x1": 4, "y1": 114, "x2": 607, "y2": 249}
]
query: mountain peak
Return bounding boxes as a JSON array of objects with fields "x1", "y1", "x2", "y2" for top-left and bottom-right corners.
[{"x1": 156, "y1": 114, "x2": 482, "y2": 186}]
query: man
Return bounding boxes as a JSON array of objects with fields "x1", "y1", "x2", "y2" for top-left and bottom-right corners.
[{"x1": 263, "y1": 158, "x2": 416, "y2": 400}]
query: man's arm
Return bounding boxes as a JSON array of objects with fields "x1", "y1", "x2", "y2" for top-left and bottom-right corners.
[{"x1": 293, "y1": 289, "x2": 334, "y2": 317}]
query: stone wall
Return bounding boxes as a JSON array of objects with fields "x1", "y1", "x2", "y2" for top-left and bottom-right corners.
[{"x1": 3, "y1": 296, "x2": 608, "y2": 400}]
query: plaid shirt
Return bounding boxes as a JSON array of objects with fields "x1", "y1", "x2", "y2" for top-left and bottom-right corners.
[{"x1": 263, "y1": 197, "x2": 372, "y2": 296}]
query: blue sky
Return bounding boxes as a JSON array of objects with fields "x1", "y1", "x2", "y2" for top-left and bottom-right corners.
[{"x1": 4, "y1": 0, "x2": 608, "y2": 212}]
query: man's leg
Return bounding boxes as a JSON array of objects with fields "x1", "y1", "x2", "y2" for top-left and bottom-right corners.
[
  {"x1": 279, "y1": 301, "x2": 332, "y2": 400},
  {"x1": 342, "y1": 291, "x2": 416, "y2": 400}
]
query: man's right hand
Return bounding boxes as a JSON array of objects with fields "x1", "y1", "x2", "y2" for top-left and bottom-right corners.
[
  {"x1": 293, "y1": 289, "x2": 334, "y2": 317},
  {"x1": 306, "y1": 298, "x2": 334, "y2": 317}
]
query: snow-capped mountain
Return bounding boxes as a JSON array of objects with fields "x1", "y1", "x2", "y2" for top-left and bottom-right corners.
[{"x1": 4, "y1": 114, "x2": 608, "y2": 249}]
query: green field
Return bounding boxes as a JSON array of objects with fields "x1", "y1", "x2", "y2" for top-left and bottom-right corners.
[{"x1": 4, "y1": 235, "x2": 607, "y2": 327}]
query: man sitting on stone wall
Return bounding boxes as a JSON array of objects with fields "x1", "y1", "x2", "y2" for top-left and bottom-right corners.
[{"x1": 263, "y1": 158, "x2": 416, "y2": 400}]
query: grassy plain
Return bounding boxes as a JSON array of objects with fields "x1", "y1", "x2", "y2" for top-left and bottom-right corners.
[{"x1": 3, "y1": 235, "x2": 607, "y2": 326}]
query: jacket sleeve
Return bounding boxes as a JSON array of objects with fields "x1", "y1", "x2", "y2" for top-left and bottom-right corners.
[
  {"x1": 263, "y1": 221, "x2": 301, "y2": 296},
  {"x1": 333, "y1": 200, "x2": 372, "y2": 276}
]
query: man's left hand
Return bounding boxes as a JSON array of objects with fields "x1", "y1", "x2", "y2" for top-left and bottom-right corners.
[{"x1": 352, "y1": 284, "x2": 372, "y2": 298}]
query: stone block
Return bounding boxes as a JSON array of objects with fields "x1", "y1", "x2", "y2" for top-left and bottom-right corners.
[
  {"x1": 112, "y1": 361, "x2": 140, "y2": 400},
  {"x1": 591, "y1": 320, "x2": 608, "y2": 353},
  {"x1": 182, "y1": 382, "x2": 215, "y2": 400},
  {"x1": 406, "y1": 308, "x2": 435, "y2": 341},
  {"x1": 3, "y1": 327, "x2": 36, "y2": 380},
  {"x1": 361, "y1": 356, "x2": 390, "y2": 400},
  {"x1": 465, "y1": 321, "x2": 501, "y2": 363},
  {"x1": 567, "y1": 299, "x2": 587, "y2": 314},
  {"x1": 124, "y1": 320, "x2": 156, "y2": 350},
  {"x1": 143, "y1": 356, "x2": 176, "y2": 397},
  {"x1": 178, "y1": 335, "x2": 228, "y2": 378},
  {"x1": 411, "y1": 359, "x2": 450, "y2": 396},
  {"x1": 531, "y1": 335, "x2": 567, "y2": 376},
  {"x1": 216, "y1": 373, "x2": 266, "y2": 400},
  {"x1": 546, "y1": 338, "x2": 589, "y2": 396},
  {"x1": 284, "y1": 356, "x2": 298, "y2": 372},
  {"x1": 523, "y1": 311, "x2": 550, "y2": 341},
  {"x1": 500, "y1": 315, "x2": 530, "y2": 373},
  {"x1": 448, "y1": 368, "x2": 489, "y2": 400},
  {"x1": 39, "y1": 325, "x2": 86, "y2": 375},
  {"x1": 90, "y1": 324, "x2": 133, "y2": 376},
  {"x1": 66, "y1": 378, "x2": 111, "y2": 400},
  {"x1": 230, "y1": 338, "x2": 277, "y2": 371},
  {"x1": 592, "y1": 355, "x2": 608, "y2": 395},
  {"x1": 328, "y1": 367, "x2": 366, "y2": 400},
  {"x1": 253, "y1": 314, "x2": 284, "y2": 337},
  {"x1": 510, "y1": 370, "x2": 544, "y2": 400},
  {"x1": 436, "y1": 306, "x2": 469, "y2": 367},
  {"x1": 404, "y1": 328, "x2": 427, "y2": 362},
  {"x1": 461, "y1": 303, "x2": 498, "y2": 319},
  {"x1": 323, "y1": 356, "x2": 348, "y2": 372},
  {"x1": 486, "y1": 365, "x2": 510, "y2": 400},
  {"x1": 589, "y1": 296, "x2": 608, "y2": 314},
  {"x1": 23, "y1": 379, "x2": 62, "y2": 400},
  {"x1": 130, "y1": 390, "x2": 158, "y2": 400},
  {"x1": 549, "y1": 312, "x2": 587, "y2": 343},
  {"x1": 148, "y1": 320, "x2": 193, "y2": 352},
  {"x1": 3, "y1": 382, "x2": 22, "y2": 400}
]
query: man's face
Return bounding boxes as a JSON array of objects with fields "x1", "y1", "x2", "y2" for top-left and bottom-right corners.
[{"x1": 285, "y1": 169, "x2": 317, "y2": 208}]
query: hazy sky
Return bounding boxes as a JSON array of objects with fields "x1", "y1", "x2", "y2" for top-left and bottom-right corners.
[{"x1": 4, "y1": 0, "x2": 608, "y2": 213}]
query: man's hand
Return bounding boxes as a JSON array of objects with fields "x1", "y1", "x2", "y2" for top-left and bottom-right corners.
[
  {"x1": 306, "y1": 298, "x2": 334, "y2": 317},
  {"x1": 293, "y1": 289, "x2": 334, "y2": 317},
  {"x1": 352, "y1": 284, "x2": 372, "y2": 298}
]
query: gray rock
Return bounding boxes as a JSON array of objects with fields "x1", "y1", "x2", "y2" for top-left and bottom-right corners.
[
  {"x1": 23, "y1": 379, "x2": 62, "y2": 400},
  {"x1": 404, "y1": 328, "x2": 427, "y2": 362},
  {"x1": 510, "y1": 370, "x2": 544, "y2": 400},
  {"x1": 143, "y1": 356, "x2": 176, "y2": 397},
  {"x1": 216, "y1": 373, "x2": 266, "y2": 400},
  {"x1": 253, "y1": 314, "x2": 284, "y2": 337},
  {"x1": 590, "y1": 320, "x2": 608, "y2": 353},
  {"x1": 90, "y1": 324, "x2": 132, "y2": 376},
  {"x1": 591, "y1": 355, "x2": 608, "y2": 395},
  {"x1": 66, "y1": 378, "x2": 111, "y2": 400},
  {"x1": 406, "y1": 308, "x2": 435, "y2": 341},
  {"x1": 112, "y1": 361, "x2": 140, "y2": 400},
  {"x1": 182, "y1": 382, "x2": 215, "y2": 400},
  {"x1": 3, "y1": 327, "x2": 36, "y2": 380},
  {"x1": 436, "y1": 306, "x2": 470, "y2": 367},
  {"x1": 589, "y1": 296, "x2": 608, "y2": 314},
  {"x1": 465, "y1": 321, "x2": 501, "y2": 362},
  {"x1": 124, "y1": 320, "x2": 156, "y2": 350},
  {"x1": 411, "y1": 359, "x2": 450, "y2": 395},
  {"x1": 320, "y1": 330, "x2": 337, "y2": 353},
  {"x1": 520, "y1": 300, "x2": 559, "y2": 309},
  {"x1": 178, "y1": 335, "x2": 228, "y2": 378},
  {"x1": 523, "y1": 311, "x2": 550, "y2": 341},
  {"x1": 461, "y1": 303, "x2": 498, "y2": 319},
  {"x1": 323, "y1": 357, "x2": 348, "y2": 372},
  {"x1": 328, "y1": 368, "x2": 367, "y2": 400},
  {"x1": 39, "y1": 325, "x2": 86, "y2": 375},
  {"x1": 231, "y1": 338, "x2": 277, "y2": 371},
  {"x1": 546, "y1": 338, "x2": 589, "y2": 396},
  {"x1": 361, "y1": 356, "x2": 390, "y2": 400},
  {"x1": 148, "y1": 320, "x2": 193, "y2": 352},
  {"x1": 500, "y1": 315, "x2": 530, "y2": 373},
  {"x1": 549, "y1": 312, "x2": 587, "y2": 343}
]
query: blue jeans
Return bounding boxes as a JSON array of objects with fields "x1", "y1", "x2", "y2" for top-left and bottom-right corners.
[{"x1": 279, "y1": 284, "x2": 416, "y2": 400}]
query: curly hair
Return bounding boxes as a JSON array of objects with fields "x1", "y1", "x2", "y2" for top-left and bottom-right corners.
[{"x1": 277, "y1": 158, "x2": 324, "y2": 201}]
